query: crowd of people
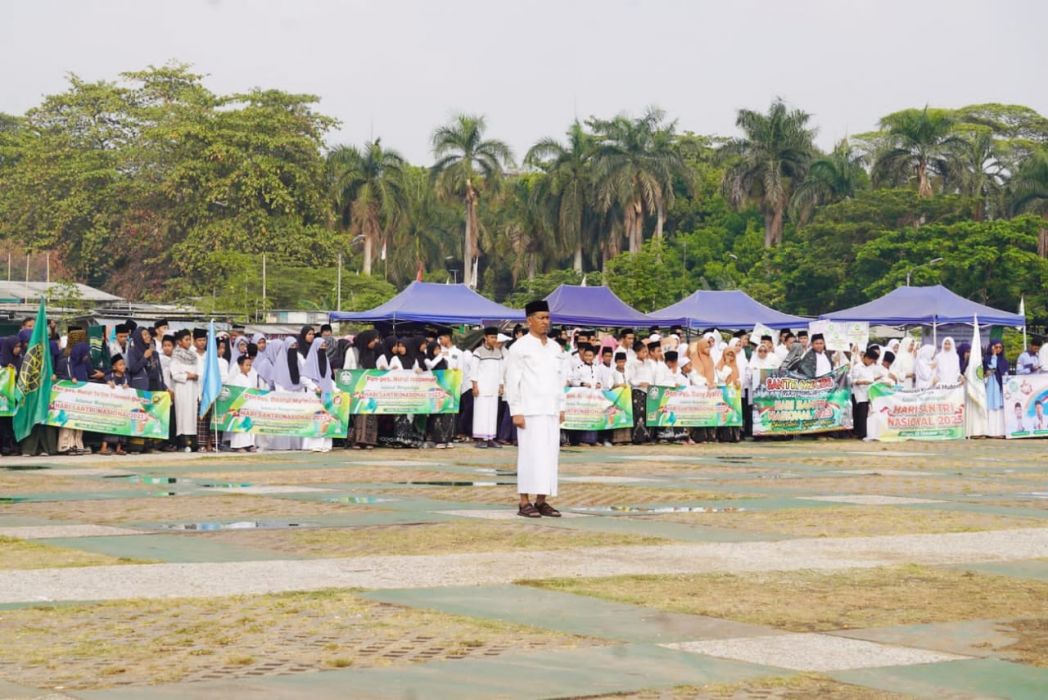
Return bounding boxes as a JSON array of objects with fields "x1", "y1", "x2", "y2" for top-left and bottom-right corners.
[{"x1": 0, "y1": 315, "x2": 1043, "y2": 458}]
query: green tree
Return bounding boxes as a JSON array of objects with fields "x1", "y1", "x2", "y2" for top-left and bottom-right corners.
[
  {"x1": 589, "y1": 108, "x2": 687, "y2": 257},
  {"x1": 721, "y1": 99, "x2": 815, "y2": 247},
  {"x1": 525, "y1": 121, "x2": 595, "y2": 273},
  {"x1": 430, "y1": 114, "x2": 514, "y2": 288},
  {"x1": 945, "y1": 127, "x2": 1006, "y2": 220},
  {"x1": 870, "y1": 106, "x2": 963, "y2": 198},
  {"x1": 788, "y1": 139, "x2": 868, "y2": 224},
  {"x1": 327, "y1": 139, "x2": 407, "y2": 276},
  {"x1": 1009, "y1": 149, "x2": 1048, "y2": 256}
]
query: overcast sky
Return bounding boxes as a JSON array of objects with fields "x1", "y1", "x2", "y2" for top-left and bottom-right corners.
[{"x1": 3, "y1": 0, "x2": 1046, "y2": 164}]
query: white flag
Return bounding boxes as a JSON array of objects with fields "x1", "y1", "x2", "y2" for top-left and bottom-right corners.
[
  {"x1": 1018, "y1": 295, "x2": 1025, "y2": 317},
  {"x1": 965, "y1": 315, "x2": 987, "y2": 437}
]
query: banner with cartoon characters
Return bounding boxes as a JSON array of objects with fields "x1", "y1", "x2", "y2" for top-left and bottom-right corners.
[
  {"x1": 44, "y1": 381, "x2": 171, "y2": 438},
  {"x1": 335, "y1": 369, "x2": 462, "y2": 415},
  {"x1": 212, "y1": 385, "x2": 349, "y2": 437},
  {"x1": 1003, "y1": 373, "x2": 1048, "y2": 439},
  {"x1": 561, "y1": 386, "x2": 633, "y2": 430},
  {"x1": 646, "y1": 385, "x2": 743, "y2": 427}
]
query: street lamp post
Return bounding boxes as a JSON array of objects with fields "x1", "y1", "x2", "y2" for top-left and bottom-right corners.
[{"x1": 906, "y1": 257, "x2": 944, "y2": 286}]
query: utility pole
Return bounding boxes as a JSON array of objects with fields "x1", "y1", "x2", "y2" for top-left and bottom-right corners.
[
  {"x1": 23, "y1": 253, "x2": 29, "y2": 304},
  {"x1": 337, "y1": 253, "x2": 343, "y2": 311},
  {"x1": 261, "y1": 253, "x2": 267, "y2": 321}
]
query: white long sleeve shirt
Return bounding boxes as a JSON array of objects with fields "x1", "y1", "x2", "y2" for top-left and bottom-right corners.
[
  {"x1": 850, "y1": 362, "x2": 885, "y2": 403},
  {"x1": 569, "y1": 361, "x2": 602, "y2": 389},
  {"x1": 505, "y1": 333, "x2": 566, "y2": 417}
]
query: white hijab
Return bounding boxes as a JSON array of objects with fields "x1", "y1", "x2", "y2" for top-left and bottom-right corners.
[
  {"x1": 915, "y1": 344, "x2": 936, "y2": 389},
  {"x1": 890, "y1": 337, "x2": 916, "y2": 383},
  {"x1": 936, "y1": 336, "x2": 961, "y2": 386}
]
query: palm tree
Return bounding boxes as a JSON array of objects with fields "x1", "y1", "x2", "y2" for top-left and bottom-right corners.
[
  {"x1": 430, "y1": 114, "x2": 513, "y2": 287},
  {"x1": 722, "y1": 99, "x2": 815, "y2": 247},
  {"x1": 871, "y1": 106, "x2": 963, "y2": 198},
  {"x1": 945, "y1": 128, "x2": 1006, "y2": 220},
  {"x1": 789, "y1": 139, "x2": 868, "y2": 224},
  {"x1": 1009, "y1": 149, "x2": 1048, "y2": 257},
  {"x1": 327, "y1": 139, "x2": 406, "y2": 275},
  {"x1": 589, "y1": 108, "x2": 686, "y2": 254},
  {"x1": 525, "y1": 121, "x2": 594, "y2": 272}
]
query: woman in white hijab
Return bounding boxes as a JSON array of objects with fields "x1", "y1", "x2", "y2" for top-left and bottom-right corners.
[
  {"x1": 935, "y1": 337, "x2": 963, "y2": 386},
  {"x1": 890, "y1": 337, "x2": 917, "y2": 389},
  {"x1": 914, "y1": 344, "x2": 936, "y2": 390}
]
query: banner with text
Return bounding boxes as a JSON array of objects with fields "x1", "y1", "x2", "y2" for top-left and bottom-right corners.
[
  {"x1": 646, "y1": 385, "x2": 743, "y2": 427},
  {"x1": 212, "y1": 385, "x2": 349, "y2": 438},
  {"x1": 867, "y1": 383, "x2": 965, "y2": 441},
  {"x1": 45, "y1": 381, "x2": 171, "y2": 438},
  {"x1": 336, "y1": 369, "x2": 462, "y2": 415},
  {"x1": 0, "y1": 366, "x2": 18, "y2": 416},
  {"x1": 752, "y1": 367, "x2": 852, "y2": 435},
  {"x1": 1003, "y1": 374, "x2": 1048, "y2": 439},
  {"x1": 808, "y1": 320, "x2": 869, "y2": 352},
  {"x1": 561, "y1": 386, "x2": 633, "y2": 430}
]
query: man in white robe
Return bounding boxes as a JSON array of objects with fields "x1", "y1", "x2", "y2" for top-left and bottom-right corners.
[
  {"x1": 169, "y1": 330, "x2": 200, "y2": 452},
  {"x1": 471, "y1": 327, "x2": 505, "y2": 448},
  {"x1": 505, "y1": 300, "x2": 565, "y2": 518}
]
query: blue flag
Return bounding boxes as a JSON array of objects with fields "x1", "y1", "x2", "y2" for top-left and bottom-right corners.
[{"x1": 199, "y1": 320, "x2": 222, "y2": 418}]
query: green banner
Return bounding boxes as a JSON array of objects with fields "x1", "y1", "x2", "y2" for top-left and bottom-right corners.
[
  {"x1": 335, "y1": 369, "x2": 462, "y2": 415},
  {"x1": 752, "y1": 367, "x2": 852, "y2": 435},
  {"x1": 646, "y1": 385, "x2": 743, "y2": 427},
  {"x1": 212, "y1": 385, "x2": 349, "y2": 438},
  {"x1": 0, "y1": 366, "x2": 18, "y2": 417},
  {"x1": 45, "y1": 380, "x2": 171, "y2": 438},
  {"x1": 867, "y1": 382, "x2": 965, "y2": 441},
  {"x1": 561, "y1": 386, "x2": 633, "y2": 430}
]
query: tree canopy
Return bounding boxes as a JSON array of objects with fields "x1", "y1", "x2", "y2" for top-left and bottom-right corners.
[{"x1": 1, "y1": 64, "x2": 1046, "y2": 326}]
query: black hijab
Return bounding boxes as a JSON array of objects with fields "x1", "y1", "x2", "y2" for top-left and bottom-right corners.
[
  {"x1": 297, "y1": 326, "x2": 314, "y2": 359},
  {"x1": 427, "y1": 341, "x2": 447, "y2": 371},
  {"x1": 0, "y1": 336, "x2": 22, "y2": 371},
  {"x1": 353, "y1": 330, "x2": 380, "y2": 370},
  {"x1": 286, "y1": 344, "x2": 301, "y2": 385}
]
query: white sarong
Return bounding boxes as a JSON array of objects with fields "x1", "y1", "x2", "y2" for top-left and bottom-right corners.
[
  {"x1": 472, "y1": 396, "x2": 499, "y2": 440},
  {"x1": 516, "y1": 414, "x2": 560, "y2": 497}
]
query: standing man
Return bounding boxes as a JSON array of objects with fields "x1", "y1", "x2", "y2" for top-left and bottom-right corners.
[
  {"x1": 505, "y1": 300, "x2": 565, "y2": 518},
  {"x1": 471, "y1": 327, "x2": 505, "y2": 448}
]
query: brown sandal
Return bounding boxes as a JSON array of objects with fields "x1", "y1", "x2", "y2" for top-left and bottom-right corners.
[
  {"x1": 535, "y1": 502, "x2": 561, "y2": 517},
  {"x1": 517, "y1": 503, "x2": 541, "y2": 518}
]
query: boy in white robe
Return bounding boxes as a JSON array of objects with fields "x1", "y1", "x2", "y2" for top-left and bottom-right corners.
[
  {"x1": 227, "y1": 355, "x2": 259, "y2": 452},
  {"x1": 470, "y1": 327, "x2": 505, "y2": 448},
  {"x1": 169, "y1": 330, "x2": 200, "y2": 452}
]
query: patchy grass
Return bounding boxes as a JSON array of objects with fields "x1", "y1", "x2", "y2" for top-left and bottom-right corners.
[
  {"x1": 0, "y1": 536, "x2": 151, "y2": 570},
  {"x1": 526, "y1": 565, "x2": 1048, "y2": 632},
  {"x1": 374, "y1": 484, "x2": 750, "y2": 507},
  {"x1": 200, "y1": 520, "x2": 668, "y2": 558},
  {"x1": 589, "y1": 674, "x2": 908, "y2": 699},
  {"x1": 0, "y1": 493, "x2": 374, "y2": 524},
  {"x1": 191, "y1": 467, "x2": 460, "y2": 485},
  {"x1": 0, "y1": 588, "x2": 601, "y2": 690},
  {"x1": 643, "y1": 506, "x2": 1045, "y2": 537},
  {"x1": 1002, "y1": 618, "x2": 1048, "y2": 667}
]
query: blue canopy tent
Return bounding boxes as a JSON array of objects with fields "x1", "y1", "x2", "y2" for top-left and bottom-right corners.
[
  {"x1": 544, "y1": 285, "x2": 658, "y2": 328},
  {"x1": 650, "y1": 289, "x2": 809, "y2": 330},
  {"x1": 820, "y1": 285, "x2": 1024, "y2": 326},
  {"x1": 328, "y1": 282, "x2": 523, "y2": 324}
]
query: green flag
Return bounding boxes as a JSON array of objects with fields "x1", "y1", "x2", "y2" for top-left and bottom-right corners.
[{"x1": 13, "y1": 299, "x2": 54, "y2": 442}]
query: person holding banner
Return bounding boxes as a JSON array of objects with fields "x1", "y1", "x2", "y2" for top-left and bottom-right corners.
[
  {"x1": 628, "y1": 341, "x2": 655, "y2": 444},
  {"x1": 348, "y1": 331, "x2": 380, "y2": 450},
  {"x1": 301, "y1": 337, "x2": 334, "y2": 453},
  {"x1": 715, "y1": 347, "x2": 743, "y2": 442},
  {"x1": 915, "y1": 344, "x2": 936, "y2": 389},
  {"x1": 850, "y1": 348, "x2": 884, "y2": 440},
  {"x1": 889, "y1": 338, "x2": 918, "y2": 388},
  {"x1": 568, "y1": 344, "x2": 603, "y2": 447},
  {"x1": 98, "y1": 354, "x2": 130, "y2": 456},
  {"x1": 505, "y1": 300, "x2": 565, "y2": 518},
  {"x1": 227, "y1": 355, "x2": 259, "y2": 452}
]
